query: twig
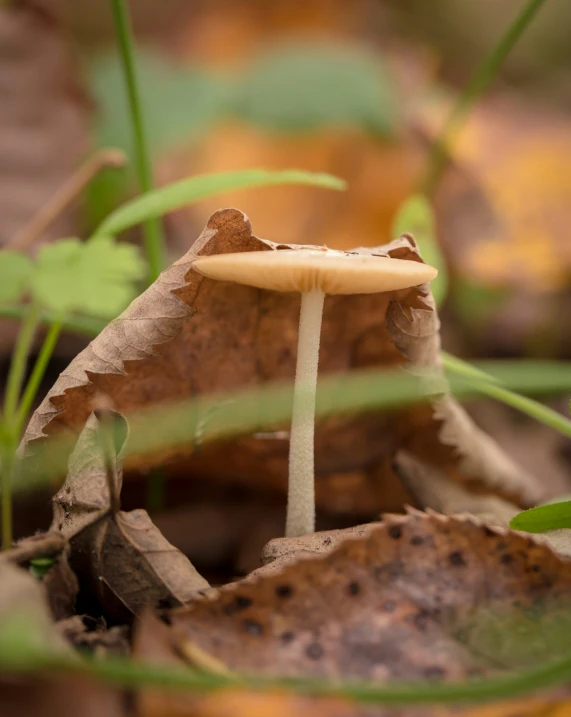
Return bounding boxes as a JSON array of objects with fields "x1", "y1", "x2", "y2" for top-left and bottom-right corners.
[{"x1": 9, "y1": 149, "x2": 127, "y2": 251}]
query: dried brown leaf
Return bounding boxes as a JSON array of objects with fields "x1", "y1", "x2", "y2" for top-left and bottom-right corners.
[
  {"x1": 1, "y1": 531, "x2": 78, "y2": 620},
  {"x1": 22, "y1": 208, "x2": 539, "y2": 516},
  {"x1": 165, "y1": 510, "x2": 571, "y2": 682},
  {"x1": 393, "y1": 452, "x2": 520, "y2": 528},
  {"x1": 0, "y1": 561, "x2": 123, "y2": 717},
  {"x1": 51, "y1": 411, "x2": 209, "y2": 620}
]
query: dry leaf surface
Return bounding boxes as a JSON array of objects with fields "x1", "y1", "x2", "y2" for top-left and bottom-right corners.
[
  {"x1": 22, "y1": 208, "x2": 539, "y2": 513},
  {"x1": 165, "y1": 511, "x2": 571, "y2": 682},
  {"x1": 51, "y1": 411, "x2": 209, "y2": 619}
]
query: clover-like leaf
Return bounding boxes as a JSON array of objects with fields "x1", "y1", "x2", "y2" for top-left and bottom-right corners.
[
  {"x1": 31, "y1": 237, "x2": 145, "y2": 318},
  {"x1": 0, "y1": 251, "x2": 34, "y2": 305}
]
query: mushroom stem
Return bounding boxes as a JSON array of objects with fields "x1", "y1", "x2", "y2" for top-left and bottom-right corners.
[{"x1": 286, "y1": 288, "x2": 326, "y2": 537}]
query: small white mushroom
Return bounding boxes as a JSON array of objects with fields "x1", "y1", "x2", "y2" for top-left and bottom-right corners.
[{"x1": 193, "y1": 247, "x2": 437, "y2": 537}]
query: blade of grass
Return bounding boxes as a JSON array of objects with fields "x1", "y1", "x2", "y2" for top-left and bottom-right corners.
[
  {"x1": 3, "y1": 633, "x2": 571, "y2": 704},
  {"x1": 93, "y1": 168, "x2": 347, "y2": 237},
  {"x1": 421, "y1": 0, "x2": 547, "y2": 194},
  {"x1": 110, "y1": 0, "x2": 165, "y2": 281},
  {"x1": 510, "y1": 501, "x2": 571, "y2": 533},
  {"x1": 16, "y1": 361, "x2": 571, "y2": 493}
]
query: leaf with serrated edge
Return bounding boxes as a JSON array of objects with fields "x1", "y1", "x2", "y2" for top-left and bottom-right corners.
[{"x1": 22, "y1": 208, "x2": 541, "y2": 515}]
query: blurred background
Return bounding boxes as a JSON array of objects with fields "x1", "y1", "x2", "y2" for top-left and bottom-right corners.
[{"x1": 3, "y1": 0, "x2": 571, "y2": 578}]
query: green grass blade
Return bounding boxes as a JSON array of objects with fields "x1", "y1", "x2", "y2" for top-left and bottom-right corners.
[
  {"x1": 93, "y1": 168, "x2": 347, "y2": 237},
  {"x1": 510, "y1": 501, "x2": 571, "y2": 533}
]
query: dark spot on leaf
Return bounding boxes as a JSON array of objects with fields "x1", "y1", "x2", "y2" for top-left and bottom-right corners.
[
  {"x1": 389, "y1": 525, "x2": 402, "y2": 540},
  {"x1": 223, "y1": 595, "x2": 253, "y2": 615},
  {"x1": 496, "y1": 541, "x2": 508, "y2": 552},
  {"x1": 410, "y1": 536, "x2": 424, "y2": 546},
  {"x1": 306, "y1": 642, "x2": 324, "y2": 660},
  {"x1": 526, "y1": 564, "x2": 541, "y2": 573},
  {"x1": 348, "y1": 581, "x2": 360, "y2": 596},
  {"x1": 65, "y1": 487, "x2": 71, "y2": 494},
  {"x1": 383, "y1": 600, "x2": 396, "y2": 612},
  {"x1": 275, "y1": 584, "x2": 293, "y2": 599},
  {"x1": 58, "y1": 523, "x2": 63, "y2": 530},
  {"x1": 449, "y1": 551, "x2": 466, "y2": 567},
  {"x1": 243, "y1": 619, "x2": 263, "y2": 636},
  {"x1": 280, "y1": 631, "x2": 295, "y2": 644},
  {"x1": 323, "y1": 537, "x2": 332, "y2": 546},
  {"x1": 500, "y1": 553, "x2": 514, "y2": 565}
]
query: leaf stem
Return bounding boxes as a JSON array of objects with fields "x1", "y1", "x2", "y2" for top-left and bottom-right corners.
[
  {"x1": 421, "y1": 0, "x2": 547, "y2": 194},
  {"x1": 3, "y1": 304, "x2": 40, "y2": 425},
  {"x1": 110, "y1": 0, "x2": 166, "y2": 281},
  {"x1": 8, "y1": 149, "x2": 127, "y2": 251},
  {"x1": 0, "y1": 443, "x2": 15, "y2": 550},
  {"x1": 0, "y1": 305, "x2": 105, "y2": 337},
  {"x1": 15, "y1": 319, "x2": 63, "y2": 436}
]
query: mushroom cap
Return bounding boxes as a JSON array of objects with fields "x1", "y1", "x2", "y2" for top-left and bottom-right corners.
[{"x1": 192, "y1": 248, "x2": 438, "y2": 295}]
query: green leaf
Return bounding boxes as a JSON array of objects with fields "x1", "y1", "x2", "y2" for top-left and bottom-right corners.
[
  {"x1": 87, "y1": 49, "x2": 228, "y2": 225},
  {"x1": 234, "y1": 42, "x2": 396, "y2": 135},
  {"x1": 90, "y1": 49, "x2": 226, "y2": 159},
  {"x1": 31, "y1": 237, "x2": 146, "y2": 318},
  {"x1": 0, "y1": 251, "x2": 34, "y2": 305},
  {"x1": 510, "y1": 501, "x2": 571, "y2": 533},
  {"x1": 93, "y1": 168, "x2": 347, "y2": 237},
  {"x1": 29, "y1": 557, "x2": 54, "y2": 580},
  {"x1": 392, "y1": 194, "x2": 448, "y2": 307}
]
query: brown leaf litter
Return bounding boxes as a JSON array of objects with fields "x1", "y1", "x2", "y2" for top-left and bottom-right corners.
[
  {"x1": 158, "y1": 510, "x2": 571, "y2": 682},
  {"x1": 50, "y1": 409, "x2": 208, "y2": 621},
  {"x1": 21, "y1": 208, "x2": 541, "y2": 522},
  {"x1": 0, "y1": 561, "x2": 122, "y2": 717}
]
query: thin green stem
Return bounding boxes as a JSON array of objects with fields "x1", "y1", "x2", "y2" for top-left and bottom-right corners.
[
  {"x1": 1, "y1": 443, "x2": 15, "y2": 550},
  {"x1": 4, "y1": 642, "x2": 571, "y2": 704},
  {"x1": 0, "y1": 305, "x2": 105, "y2": 337},
  {"x1": 3, "y1": 304, "x2": 40, "y2": 425},
  {"x1": 110, "y1": 0, "x2": 165, "y2": 281},
  {"x1": 442, "y1": 353, "x2": 571, "y2": 439},
  {"x1": 422, "y1": 0, "x2": 547, "y2": 194},
  {"x1": 15, "y1": 320, "x2": 63, "y2": 436}
]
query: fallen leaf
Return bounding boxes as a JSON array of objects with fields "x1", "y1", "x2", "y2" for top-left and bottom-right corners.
[
  {"x1": 0, "y1": 561, "x2": 123, "y2": 717},
  {"x1": 251, "y1": 523, "x2": 378, "y2": 580},
  {"x1": 22, "y1": 208, "x2": 541, "y2": 519},
  {"x1": 393, "y1": 452, "x2": 520, "y2": 528},
  {"x1": 1, "y1": 531, "x2": 78, "y2": 621},
  {"x1": 425, "y1": 96, "x2": 571, "y2": 292},
  {"x1": 51, "y1": 410, "x2": 209, "y2": 620},
  {"x1": 56, "y1": 614, "x2": 129, "y2": 657},
  {"x1": 167, "y1": 510, "x2": 571, "y2": 681}
]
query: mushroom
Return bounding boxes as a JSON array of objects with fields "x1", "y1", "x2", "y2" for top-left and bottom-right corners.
[{"x1": 192, "y1": 247, "x2": 437, "y2": 537}]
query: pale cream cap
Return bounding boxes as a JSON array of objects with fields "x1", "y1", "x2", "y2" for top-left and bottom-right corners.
[{"x1": 192, "y1": 248, "x2": 437, "y2": 295}]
